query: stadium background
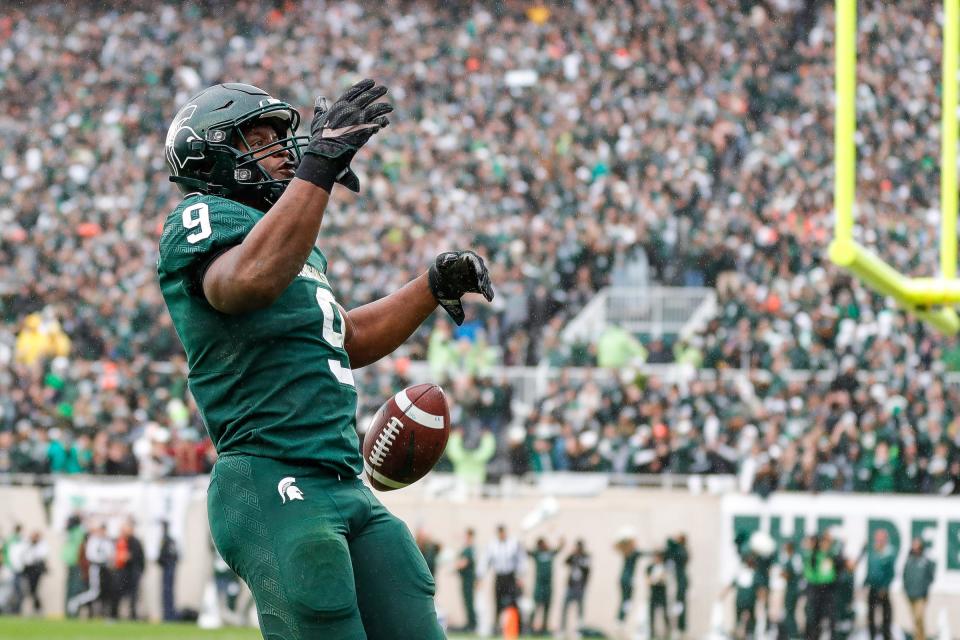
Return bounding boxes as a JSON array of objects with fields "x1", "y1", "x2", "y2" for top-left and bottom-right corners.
[{"x1": 3, "y1": 0, "x2": 960, "y2": 638}]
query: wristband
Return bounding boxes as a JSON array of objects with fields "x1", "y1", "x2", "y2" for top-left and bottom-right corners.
[{"x1": 294, "y1": 154, "x2": 341, "y2": 193}]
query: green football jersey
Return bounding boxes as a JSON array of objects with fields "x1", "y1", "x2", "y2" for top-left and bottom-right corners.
[
  {"x1": 620, "y1": 549, "x2": 640, "y2": 586},
  {"x1": 530, "y1": 549, "x2": 557, "y2": 588},
  {"x1": 157, "y1": 194, "x2": 361, "y2": 476}
]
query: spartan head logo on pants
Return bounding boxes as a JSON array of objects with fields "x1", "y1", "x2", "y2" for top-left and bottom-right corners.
[{"x1": 278, "y1": 477, "x2": 304, "y2": 504}]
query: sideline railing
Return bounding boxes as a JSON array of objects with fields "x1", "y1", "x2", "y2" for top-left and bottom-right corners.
[
  {"x1": 562, "y1": 286, "x2": 716, "y2": 342},
  {"x1": 397, "y1": 360, "x2": 960, "y2": 406},
  {"x1": 0, "y1": 471, "x2": 737, "y2": 494},
  {"x1": 142, "y1": 357, "x2": 960, "y2": 408}
]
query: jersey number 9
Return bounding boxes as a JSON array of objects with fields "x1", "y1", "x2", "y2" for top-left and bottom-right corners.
[
  {"x1": 182, "y1": 202, "x2": 212, "y2": 244},
  {"x1": 315, "y1": 287, "x2": 354, "y2": 387}
]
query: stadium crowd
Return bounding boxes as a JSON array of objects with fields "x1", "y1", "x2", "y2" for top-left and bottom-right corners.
[{"x1": 2, "y1": 1, "x2": 960, "y2": 491}]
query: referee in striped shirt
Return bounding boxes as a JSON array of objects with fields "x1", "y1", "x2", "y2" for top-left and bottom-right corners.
[{"x1": 482, "y1": 524, "x2": 527, "y2": 627}]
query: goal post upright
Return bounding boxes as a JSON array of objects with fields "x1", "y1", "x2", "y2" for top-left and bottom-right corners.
[
  {"x1": 942, "y1": 0, "x2": 958, "y2": 281},
  {"x1": 828, "y1": 0, "x2": 960, "y2": 334},
  {"x1": 832, "y1": 0, "x2": 856, "y2": 248}
]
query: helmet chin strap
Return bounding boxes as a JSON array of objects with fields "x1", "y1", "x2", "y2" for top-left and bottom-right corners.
[
  {"x1": 169, "y1": 175, "x2": 228, "y2": 195},
  {"x1": 231, "y1": 177, "x2": 291, "y2": 212},
  {"x1": 258, "y1": 179, "x2": 290, "y2": 209},
  {"x1": 238, "y1": 158, "x2": 290, "y2": 210}
]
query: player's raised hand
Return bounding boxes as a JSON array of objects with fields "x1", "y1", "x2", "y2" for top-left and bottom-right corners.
[
  {"x1": 295, "y1": 78, "x2": 393, "y2": 193},
  {"x1": 428, "y1": 250, "x2": 495, "y2": 325},
  {"x1": 308, "y1": 86, "x2": 392, "y2": 192}
]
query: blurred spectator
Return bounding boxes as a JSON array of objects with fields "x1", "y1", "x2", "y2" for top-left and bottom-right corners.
[
  {"x1": 645, "y1": 339, "x2": 672, "y2": 365},
  {"x1": 21, "y1": 530, "x2": 48, "y2": 615},
  {"x1": 596, "y1": 326, "x2": 647, "y2": 369},
  {"x1": 104, "y1": 440, "x2": 139, "y2": 476},
  {"x1": 903, "y1": 537, "x2": 936, "y2": 640},
  {"x1": 134, "y1": 423, "x2": 176, "y2": 479},
  {"x1": 835, "y1": 557, "x2": 857, "y2": 639},
  {"x1": 453, "y1": 528, "x2": 478, "y2": 634},
  {"x1": 4, "y1": 525, "x2": 26, "y2": 613},
  {"x1": 62, "y1": 514, "x2": 86, "y2": 617},
  {"x1": 725, "y1": 555, "x2": 759, "y2": 640},
  {"x1": 0, "y1": 547, "x2": 14, "y2": 614},
  {"x1": 14, "y1": 311, "x2": 70, "y2": 366},
  {"x1": 614, "y1": 527, "x2": 641, "y2": 626},
  {"x1": 112, "y1": 521, "x2": 145, "y2": 620},
  {"x1": 777, "y1": 540, "x2": 804, "y2": 640},
  {"x1": 445, "y1": 428, "x2": 497, "y2": 497},
  {"x1": 645, "y1": 550, "x2": 670, "y2": 640},
  {"x1": 482, "y1": 524, "x2": 526, "y2": 631},
  {"x1": 862, "y1": 529, "x2": 895, "y2": 640},
  {"x1": 561, "y1": 539, "x2": 591, "y2": 637},
  {"x1": 665, "y1": 534, "x2": 690, "y2": 634},
  {"x1": 158, "y1": 521, "x2": 179, "y2": 621},
  {"x1": 67, "y1": 523, "x2": 112, "y2": 617},
  {"x1": 527, "y1": 536, "x2": 564, "y2": 635},
  {"x1": 804, "y1": 533, "x2": 839, "y2": 640}
]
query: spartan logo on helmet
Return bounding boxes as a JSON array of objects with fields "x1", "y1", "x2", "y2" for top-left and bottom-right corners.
[
  {"x1": 165, "y1": 104, "x2": 204, "y2": 175},
  {"x1": 277, "y1": 477, "x2": 304, "y2": 504}
]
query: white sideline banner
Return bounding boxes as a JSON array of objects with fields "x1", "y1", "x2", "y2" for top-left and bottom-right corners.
[
  {"x1": 720, "y1": 493, "x2": 960, "y2": 593},
  {"x1": 51, "y1": 477, "x2": 195, "y2": 561}
]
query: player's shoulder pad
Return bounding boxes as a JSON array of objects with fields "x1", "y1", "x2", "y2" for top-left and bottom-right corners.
[
  {"x1": 158, "y1": 194, "x2": 260, "y2": 273},
  {"x1": 160, "y1": 194, "x2": 257, "y2": 242}
]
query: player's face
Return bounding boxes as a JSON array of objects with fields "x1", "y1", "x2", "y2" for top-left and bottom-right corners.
[{"x1": 238, "y1": 123, "x2": 295, "y2": 181}]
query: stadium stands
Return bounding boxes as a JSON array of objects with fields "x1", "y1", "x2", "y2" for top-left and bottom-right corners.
[{"x1": 1, "y1": 1, "x2": 958, "y2": 494}]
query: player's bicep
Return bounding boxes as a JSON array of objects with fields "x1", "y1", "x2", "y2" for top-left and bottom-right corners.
[
  {"x1": 202, "y1": 245, "x2": 273, "y2": 315},
  {"x1": 339, "y1": 302, "x2": 356, "y2": 347},
  {"x1": 159, "y1": 200, "x2": 262, "y2": 313}
]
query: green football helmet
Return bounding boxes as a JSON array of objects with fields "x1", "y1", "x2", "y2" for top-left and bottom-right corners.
[{"x1": 165, "y1": 83, "x2": 307, "y2": 209}]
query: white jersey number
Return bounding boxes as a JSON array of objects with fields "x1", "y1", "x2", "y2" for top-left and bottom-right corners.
[
  {"x1": 315, "y1": 288, "x2": 345, "y2": 348},
  {"x1": 182, "y1": 202, "x2": 212, "y2": 244},
  {"x1": 314, "y1": 287, "x2": 354, "y2": 387}
]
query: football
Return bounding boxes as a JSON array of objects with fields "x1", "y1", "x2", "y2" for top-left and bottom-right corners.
[{"x1": 362, "y1": 383, "x2": 451, "y2": 491}]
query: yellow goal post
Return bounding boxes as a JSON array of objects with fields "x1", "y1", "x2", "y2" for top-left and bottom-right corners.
[{"x1": 828, "y1": 0, "x2": 960, "y2": 333}]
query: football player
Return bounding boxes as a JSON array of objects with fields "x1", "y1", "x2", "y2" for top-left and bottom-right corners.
[{"x1": 157, "y1": 79, "x2": 493, "y2": 639}]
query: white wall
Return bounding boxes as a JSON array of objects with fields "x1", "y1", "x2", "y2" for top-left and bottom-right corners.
[{"x1": 2, "y1": 483, "x2": 959, "y2": 638}]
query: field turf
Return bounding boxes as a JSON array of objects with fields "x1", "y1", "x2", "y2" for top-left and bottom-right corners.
[{"x1": 0, "y1": 617, "x2": 537, "y2": 639}]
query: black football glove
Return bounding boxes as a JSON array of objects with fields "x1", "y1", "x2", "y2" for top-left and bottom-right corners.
[
  {"x1": 296, "y1": 78, "x2": 392, "y2": 192},
  {"x1": 309, "y1": 91, "x2": 391, "y2": 192},
  {"x1": 428, "y1": 251, "x2": 495, "y2": 325}
]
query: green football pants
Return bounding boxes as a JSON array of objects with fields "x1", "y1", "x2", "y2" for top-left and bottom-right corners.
[
  {"x1": 459, "y1": 577, "x2": 476, "y2": 630},
  {"x1": 208, "y1": 453, "x2": 445, "y2": 640}
]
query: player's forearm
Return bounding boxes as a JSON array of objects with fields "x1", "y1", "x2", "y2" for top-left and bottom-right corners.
[
  {"x1": 204, "y1": 179, "x2": 329, "y2": 313},
  {"x1": 229, "y1": 179, "x2": 330, "y2": 298},
  {"x1": 345, "y1": 273, "x2": 437, "y2": 368}
]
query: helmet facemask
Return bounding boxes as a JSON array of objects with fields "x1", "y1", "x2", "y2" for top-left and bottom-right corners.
[
  {"x1": 206, "y1": 105, "x2": 309, "y2": 210},
  {"x1": 227, "y1": 107, "x2": 308, "y2": 208}
]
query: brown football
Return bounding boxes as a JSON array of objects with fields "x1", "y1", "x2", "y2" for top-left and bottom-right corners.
[{"x1": 362, "y1": 383, "x2": 451, "y2": 491}]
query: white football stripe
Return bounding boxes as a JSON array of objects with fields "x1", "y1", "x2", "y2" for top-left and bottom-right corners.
[
  {"x1": 393, "y1": 389, "x2": 445, "y2": 429},
  {"x1": 363, "y1": 461, "x2": 409, "y2": 489}
]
